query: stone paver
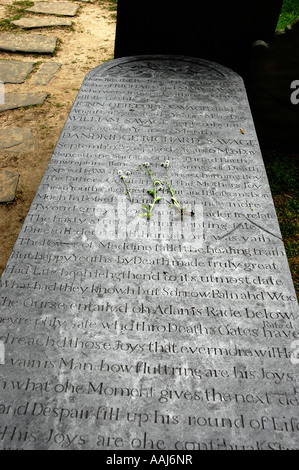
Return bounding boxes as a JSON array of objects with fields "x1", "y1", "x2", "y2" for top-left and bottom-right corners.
[
  {"x1": 11, "y1": 17, "x2": 72, "y2": 28},
  {"x1": 26, "y1": 2, "x2": 79, "y2": 16},
  {"x1": 0, "y1": 92, "x2": 47, "y2": 112},
  {"x1": 0, "y1": 170, "x2": 19, "y2": 203},
  {"x1": 0, "y1": 33, "x2": 57, "y2": 54},
  {"x1": 0, "y1": 60, "x2": 34, "y2": 84},
  {"x1": 0, "y1": 128, "x2": 36, "y2": 153},
  {"x1": 32, "y1": 62, "x2": 61, "y2": 85}
]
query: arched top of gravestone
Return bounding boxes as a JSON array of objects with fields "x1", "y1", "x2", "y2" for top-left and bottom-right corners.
[{"x1": 87, "y1": 55, "x2": 242, "y2": 82}]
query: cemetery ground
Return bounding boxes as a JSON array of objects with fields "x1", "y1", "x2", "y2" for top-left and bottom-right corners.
[
  {"x1": 0, "y1": 0, "x2": 298, "y2": 298},
  {"x1": 0, "y1": 0, "x2": 117, "y2": 273}
]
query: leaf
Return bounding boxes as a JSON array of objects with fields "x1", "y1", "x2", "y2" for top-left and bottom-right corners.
[
  {"x1": 155, "y1": 197, "x2": 161, "y2": 202},
  {"x1": 147, "y1": 189, "x2": 155, "y2": 197},
  {"x1": 142, "y1": 204, "x2": 150, "y2": 210},
  {"x1": 140, "y1": 213, "x2": 148, "y2": 218}
]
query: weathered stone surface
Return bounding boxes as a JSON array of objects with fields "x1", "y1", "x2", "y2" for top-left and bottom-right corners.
[
  {"x1": 0, "y1": 170, "x2": 19, "y2": 203},
  {"x1": 0, "y1": 33, "x2": 57, "y2": 54},
  {"x1": 0, "y1": 92, "x2": 47, "y2": 112},
  {"x1": 0, "y1": 128, "x2": 36, "y2": 153},
  {"x1": 0, "y1": 60, "x2": 34, "y2": 84},
  {"x1": 26, "y1": 1, "x2": 79, "y2": 16},
  {"x1": 32, "y1": 62, "x2": 61, "y2": 85},
  {"x1": 0, "y1": 56, "x2": 298, "y2": 451},
  {"x1": 11, "y1": 16, "x2": 72, "y2": 28}
]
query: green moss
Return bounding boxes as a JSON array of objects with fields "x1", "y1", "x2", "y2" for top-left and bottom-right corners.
[
  {"x1": 276, "y1": 0, "x2": 299, "y2": 30},
  {"x1": 264, "y1": 151, "x2": 299, "y2": 297}
]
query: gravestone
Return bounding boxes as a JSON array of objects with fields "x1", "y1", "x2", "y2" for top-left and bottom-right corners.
[
  {"x1": 114, "y1": 0, "x2": 284, "y2": 77},
  {"x1": 0, "y1": 56, "x2": 298, "y2": 451}
]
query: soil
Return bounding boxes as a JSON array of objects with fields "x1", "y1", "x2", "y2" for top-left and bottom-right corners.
[{"x1": 0, "y1": 0, "x2": 117, "y2": 275}]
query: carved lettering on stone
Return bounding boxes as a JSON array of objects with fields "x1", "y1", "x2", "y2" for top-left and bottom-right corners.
[{"x1": 0, "y1": 56, "x2": 298, "y2": 450}]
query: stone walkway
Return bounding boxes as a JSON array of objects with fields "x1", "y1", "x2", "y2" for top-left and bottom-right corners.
[{"x1": 0, "y1": 0, "x2": 83, "y2": 201}]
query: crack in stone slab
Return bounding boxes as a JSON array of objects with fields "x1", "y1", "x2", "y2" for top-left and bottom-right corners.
[
  {"x1": 218, "y1": 216, "x2": 282, "y2": 241},
  {"x1": 217, "y1": 223, "x2": 243, "y2": 240},
  {"x1": 242, "y1": 215, "x2": 283, "y2": 241}
]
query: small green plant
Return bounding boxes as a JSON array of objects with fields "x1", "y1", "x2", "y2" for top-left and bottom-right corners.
[
  {"x1": 139, "y1": 163, "x2": 163, "y2": 219},
  {"x1": 162, "y1": 160, "x2": 194, "y2": 220},
  {"x1": 117, "y1": 159, "x2": 194, "y2": 223},
  {"x1": 276, "y1": 0, "x2": 299, "y2": 30},
  {"x1": 118, "y1": 170, "x2": 133, "y2": 202}
]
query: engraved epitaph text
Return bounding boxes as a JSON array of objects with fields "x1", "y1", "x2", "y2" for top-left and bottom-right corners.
[{"x1": 0, "y1": 57, "x2": 298, "y2": 450}]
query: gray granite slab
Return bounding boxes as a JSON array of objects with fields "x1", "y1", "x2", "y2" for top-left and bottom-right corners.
[
  {"x1": 0, "y1": 128, "x2": 36, "y2": 153},
  {"x1": 0, "y1": 170, "x2": 19, "y2": 202},
  {"x1": 32, "y1": 62, "x2": 61, "y2": 85},
  {"x1": 0, "y1": 60, "x2": 34, "y2": 84},
  {"x1": 0, "y1": 92, "x2": 47, "y2": 112},
  {"x1": 0, "y1": 56, "x2": 298, "y2": 451},
  {"x1": 0, "y1": 33, "x2": 57, "y2": 54},
  {"x1": 11, "y1": 17, "x2": 72, "y2": 28},
  {"x1": 26, "y1": 1, "x2": 80, "y2": 16}
]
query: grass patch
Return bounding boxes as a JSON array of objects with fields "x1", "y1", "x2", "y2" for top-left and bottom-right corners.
[
  {"x1": 263, "y1": 151, "x2": 299, "y2": 297},
  {"x1": 0, "y1": 1, "x2": 34, "y2": 31},
  {"x1": 98, "y1": 0, "x2": 117, "y2": 19},
  {"x1": 276, "y1": 0, "x2": 299, "y2": 29}
]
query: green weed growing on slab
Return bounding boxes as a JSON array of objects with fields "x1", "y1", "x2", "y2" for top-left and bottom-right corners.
[
  {"x1": 118, "y1": 160, "x2": 193, "y2": 221},
  {"x1": 118, "y1": 170, "x2": 133, "y2": 202},
  {"x1": 162, "y1": 160, "x2": 194, "y2": 220},
  {"x1": 139, "y1": 162, "x2": 163, "y2": 220}
]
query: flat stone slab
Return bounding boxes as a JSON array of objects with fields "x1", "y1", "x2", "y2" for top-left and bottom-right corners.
[
  {"x1": 0, "y1": 128, "x2": 36, "y2": 153},
  {"x1": 0, "y1": 92, "x2": 47, "y2": 112},
  {"x1": 0, "y1": 33, "x2": 57, "y2": 54},
  {"x1": 11, "y1": 16, "x2": 72, "y2": 28},
  {"x1": 0, "y1": 60, "x2": 34, "y2": 84},
  {"x1": 32, "y1": 62, "x2": 61, "y2": 85},
  {"x1": 26, "y1": 1, "x2": 79, "y2": 16},
  {"x1": 0, "y1": 56, "x2": 298, "y2": 451},
  {"x1": 0, "y1": 170, "x2": 19, "y2": 203}
]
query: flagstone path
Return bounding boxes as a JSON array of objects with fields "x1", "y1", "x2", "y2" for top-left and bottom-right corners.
[
  {"x1": 0, "y1": 60, "x2": 34, "y2": 83},
  {"x1": 0, "y1": 0, "x2": 117, "y2": 252},
  {"x1": 26, "y1": 1, "x2": 80, "y2": 16},
  {"x1": 0, "y1": 0, "x2": 85, "y2": 202},
  {"x1": 11, "y1": 17, "x2": 72, "y2": 28}
]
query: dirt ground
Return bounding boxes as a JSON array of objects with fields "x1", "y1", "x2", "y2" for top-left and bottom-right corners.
[{"x1": 0, "y1": 0, "x2": 117, "y2": 275}]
